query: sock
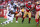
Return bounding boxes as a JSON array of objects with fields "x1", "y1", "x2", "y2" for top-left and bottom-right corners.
[
  {"x1": 38, "y1": 18, "x2": 39, "y2": 23},
  {"x1": 29, "y1": 18, "x2": 31, "y2": 23},
  {"x1": 35, "y1": 19, "x2": 38, "y2": 23},
  {"x1": 16, "y1": 16, "x2": 18, "y2": 21},
  {"x1": 22, "y1": 18, "x2": 24, "y2": 23},
  {"x1": 4, "y1": 21, "x2": 9, "y2": 24}
]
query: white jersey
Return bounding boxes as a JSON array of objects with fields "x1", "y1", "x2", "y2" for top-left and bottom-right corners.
[
  {"x1": 6, "y1": 7, "x2": 10, "y2": 16},
  {"x1": 13, "y1": 3, "x2": 20, "y2": 8},
  {"x1": 8, "y1": 3, "x2": 12, "y2": 8},
  {"x1": 11, "y1": 8, "x2": 14, "y2": 11},
  {"x1": 7, "y1": 7, "x2": 14, "y2": 20}
]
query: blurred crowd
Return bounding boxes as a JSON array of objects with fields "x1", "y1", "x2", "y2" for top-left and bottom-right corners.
[
  {"x1": 0, "y1": 0, "x2": 40, "y2": 17},
  {"x1": 0, "y1": 0, "x2": 40, "y2": 9}
]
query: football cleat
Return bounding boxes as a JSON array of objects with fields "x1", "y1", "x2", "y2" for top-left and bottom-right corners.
[
  {"x1": 16, "y1": 21, "x2": 18, "y2": 23},
  {"x1": 28, "y1": 21, "x2": 30, "y2": 24},
  {"x1": 1, "y1": 23, "x2": 5, "y2": 25}
]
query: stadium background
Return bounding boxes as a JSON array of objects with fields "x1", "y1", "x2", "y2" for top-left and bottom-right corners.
[{"x1": 0, "y1": 0, "x2": 39, "y2": 17}]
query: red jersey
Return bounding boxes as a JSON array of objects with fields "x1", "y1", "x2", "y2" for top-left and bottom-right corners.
[
  {"x1": 36, "y1": 5, "x2": 40, "y2": 11},
  {"x1": 26, "y1": 4, "x2": 31, "y2": 12}
]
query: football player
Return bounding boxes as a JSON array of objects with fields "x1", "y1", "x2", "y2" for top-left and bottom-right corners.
[
  {"x1": 35, "y1": 1, "x2": 40, "y2": 24},
  {"x1": 1, "y1": 5, "x2": 14, "y2": 25},
  {"x1": 22, "y1": 1, "x2": 32, "y2": 24}
]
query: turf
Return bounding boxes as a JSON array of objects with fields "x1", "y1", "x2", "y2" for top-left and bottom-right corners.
[{"x1": 0, "y1": 17, "x2": 40, "y2": 27}]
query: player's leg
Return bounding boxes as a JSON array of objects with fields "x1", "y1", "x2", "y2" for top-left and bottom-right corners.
[
  {"x1": 10, "y1": 14, "x2": 14, "y2": 23},
  {"x1": 35, "y1": 11, "x2": 39, "y2": 27},
  {"x1": 5, "y1": 19, "x2": 10, "y2": 24},
  {"x1": 10, "y1": 17, "x2": 13, "y2": 23},
  {"x1": 37, "y1": 12, "x2": 39, "y2": 24},
  {"x1": 6, "y1": 16, "x2": 11, "y2": 24},
  {"x1": 16, "y1": 14, "x2": 18, "y2": 23},
  {"x1": 5, "y1": 17, "x2": 11, "y2": 24},
  {"x1": 28, "y1": 12, "x2": 31, "y2": 23},
  {"x1": 5, "y1": 15, "x2": 14, "y2": 24},
  {"x1": 1, "y1": 15, "x2": 10, "y2": 24},
  {"x1": 35, "y1": 11, "x2": 39, "y2": 24},
  {"x1": 1, "y1": 18, "x2": 11, "y2": 25},
  {"x1": 22, "y1": 11, "x2": 27, "y2": 24},
  {"x1": 22, "y1": 12, "x2": 24, "y2": 24},
  {"x1": 39, "y1": 11, "x2": 40, "y2": 23},
  {"x1": 16, "y1": 12, "x2": 22, "y2": 23},
  {"x1": 22, "y1": 12, "x2": 24, "y2": 18}
]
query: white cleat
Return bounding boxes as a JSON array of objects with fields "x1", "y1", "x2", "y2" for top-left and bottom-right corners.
[
  {"x1": 16, "y1": 21, "x2": 18, "y2": 23},
  {"x1": 1, "y1": 23, "x2": 4, "y2": 24}
]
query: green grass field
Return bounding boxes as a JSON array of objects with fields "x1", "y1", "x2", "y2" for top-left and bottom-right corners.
[{"x1": 0, "y1": 17, "x2": 40, "y2": 27}]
